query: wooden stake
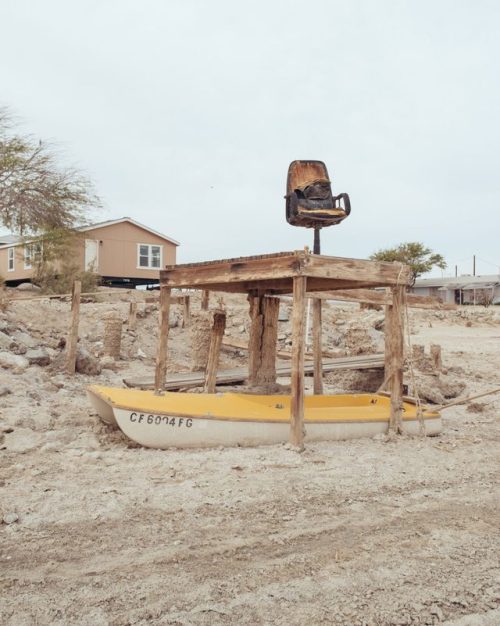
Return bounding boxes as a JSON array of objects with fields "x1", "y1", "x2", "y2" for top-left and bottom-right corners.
[
  {"x1": 388, "y1": 285, "x2": 405, "y2": 433},
  {"x1": 201, "y1": 290, "x2": 209, "y2": 310},
  {"x1": 66, "y1": 280, "x2": 81, "y2": 375},
  {"x1": 290, "y1": 276, "x2": 307, "y2": 449},
  {"x1": 430, "y1": 344, "x2": 442, "y2": 370},
  {"x1": 312, "y1": 298, "x2": 323, "y2": 394},
  {"x1": 182, "y1": 295, "x2": 191, "y2": 328},
  {"x1": 154, "y1": 286, "x2": 171, "y2": 393},
  {"x1": 128, "y1": 302, "x2": 137, "y2": 331},
  {"x1": 203, "y1": 311, "x2": 226, "y2": 393}
]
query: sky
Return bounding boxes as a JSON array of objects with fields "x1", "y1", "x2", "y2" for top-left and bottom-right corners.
[{"x1": 1, "y1": 0, "x2": 499, "y2": 276}]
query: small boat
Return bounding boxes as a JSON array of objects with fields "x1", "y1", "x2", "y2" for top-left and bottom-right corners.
[{"x1": 87, "y1": 386, "x2": 441, "y2": 449}]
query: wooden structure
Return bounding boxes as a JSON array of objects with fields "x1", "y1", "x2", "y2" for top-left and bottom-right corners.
[{"x1": 155, "y1": 250, "x2": 412, "y2": 449}]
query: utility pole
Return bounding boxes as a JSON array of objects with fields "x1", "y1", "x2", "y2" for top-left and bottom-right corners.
[
  {"x1": 455, "y1": 265, "x2": 458, "y2": 277},
  {"x1": 473, "y1": 255, "x2": 476, "y2": 277}
]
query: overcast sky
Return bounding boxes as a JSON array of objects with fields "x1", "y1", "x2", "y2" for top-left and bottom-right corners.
[{"x1": 1, "y1": 0, "x2": 499, "y2": 276}]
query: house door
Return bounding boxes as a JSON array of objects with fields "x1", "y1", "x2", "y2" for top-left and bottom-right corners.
[{"x1": 85, "y1": 239, "x2": 99, "y2": 272}]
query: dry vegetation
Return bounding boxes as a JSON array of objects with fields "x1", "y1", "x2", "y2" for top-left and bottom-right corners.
[{"x1": 0, "y1": 289, "x2": 499, "y2": 625}]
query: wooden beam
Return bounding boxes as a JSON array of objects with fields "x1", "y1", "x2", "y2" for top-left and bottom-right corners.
[
  {"x1": 154, "y1": 286, "x2": 171, "y2": 393},
  {"x1": 312, "y1": 299, "x2": 323, "y2": 394},
  {"x1": 388, "y1": 286, "x2": 405, "y2": 433},
  {"x1": 309, "y1": 288, "x2": 456, "y2": 310},
  {"x1": 203, "y1": 311, "x2": 226, "y2": 393},
  {"x1": 160, "y1": 250, "x2": 413, "y2": 291},
  {"x1": 161, "y1": 252, "x2": 302, "y2": 289},
  {"x1": 290, "y1": 276, "x2": 307, "y2": 449},
  {"x1": 65, "y1": 280, "x2": 81, "y2": 375},
  {"x1": 305, "y1": 254, "x2": 413, "y2": 286}
]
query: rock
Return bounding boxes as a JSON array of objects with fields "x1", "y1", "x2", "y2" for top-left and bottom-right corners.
[
  {"x1": 12, "y1": 331, "x2": 37, "y2": 349},
  {"x1": 136, "y1": 348, "x2": 147, "y2": 359},
  {"x1": 0, "y1": 386, "x2": 12, "y2": 397},
  {"x1": 0, "y1": 331, "x2": 13, "y2": 350},
  {"x1": 25, "y1": 348, "x2": 51, "y2": 366},
  {"x1": 100, "y1": 355, "x2": 117, "y2": 371},
  {"x1": 16, "y1": 282, "x2": 40, "y2": 291},
  {"x1": 467, "y1": 402, "x2": 485, "y2": 413},
  {"x1": 75, "y1": 346, "x2": 102, "y2": 376},
  {"x1": 0, "y1": 351, "x2": 29, "y2": 372},
  {"x1": 2, "y1": 512, "x2": 19, "y2": 525},
  {"x1": 372, "y1": 316, "x2": 385, "y2": 331},
  {"x1": 438, "y1": 376, "x2": 466, "y2": 399}
]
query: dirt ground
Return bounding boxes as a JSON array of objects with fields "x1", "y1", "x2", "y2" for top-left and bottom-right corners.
[{"x1": 1, "y1": 290, "x2": 499, "y2": 625}]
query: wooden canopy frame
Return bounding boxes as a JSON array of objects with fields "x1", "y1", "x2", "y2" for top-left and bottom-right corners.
[{"x1": 155, "y1": 250, "x2": 413, "y2": 449}]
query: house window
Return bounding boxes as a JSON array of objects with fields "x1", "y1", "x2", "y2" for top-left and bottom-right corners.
[
  {"x1": 138, "y1": 244, "x2": 162, "y2": 269},
  {"x1": 24, "y1": 242, "x2": 43, "y2": 269},
  {"x1": 8, "y1": 247, "x2": 15, "y2": 271}
]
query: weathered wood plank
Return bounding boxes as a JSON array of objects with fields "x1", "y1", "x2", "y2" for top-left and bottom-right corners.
[
  {"x1": 309, "y1": 288, "x2": 456, "y2": 310},
  {"x1": 123, "y1": 354, "x2": 385, "y2": 390},
  {"x1": 305, "y1": 254, "x2": 413, "y2": 286}
]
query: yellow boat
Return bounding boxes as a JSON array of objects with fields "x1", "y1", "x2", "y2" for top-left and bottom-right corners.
[{"x1": 87, "y1": 386, "x2": 441, "y2": 449}]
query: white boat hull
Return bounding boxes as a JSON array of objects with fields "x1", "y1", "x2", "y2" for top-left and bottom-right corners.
[{"x1": 113, "y1": 407, "x2": 441, "y2": 449}]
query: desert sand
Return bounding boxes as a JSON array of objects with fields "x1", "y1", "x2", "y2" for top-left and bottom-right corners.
[{"x1": 1, "y1": 290, "x2": 499, "y2": 625}]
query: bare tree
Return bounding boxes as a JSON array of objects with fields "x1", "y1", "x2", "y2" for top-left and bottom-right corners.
[{"x1": 0, "y1": 107, "x2": 100, "y2": 235}]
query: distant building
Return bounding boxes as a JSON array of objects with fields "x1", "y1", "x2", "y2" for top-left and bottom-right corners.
[
  {"x1": 0, "y1": 217, "x2": 179, "y2": 288},
  {"x1": 411, "y1": 275, "x2": 500, "y2": 305}
]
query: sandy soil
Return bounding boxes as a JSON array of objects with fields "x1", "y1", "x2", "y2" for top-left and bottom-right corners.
[{"x1": 1, "y1": 291, "x2": 499, "y2": 625}]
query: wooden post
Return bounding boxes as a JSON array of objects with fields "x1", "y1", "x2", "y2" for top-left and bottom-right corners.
[
  {"x1": 103, "y1": 313, "x2": 122, "y2": 359},
  {"x1": 248, "y1": 295, "x2": 263, "y2": 386},
  {"x1": 128, "y1": 302, "x2": 137, "y2": 331},
  {"x1": 182, "y1": 295, "x2": 191, "y2": 328},
  {"x1": 312, "y1": 299, "x2": 323, "y2": 394},
  {"x1": 248, "y1": 295, "x2": 279, "y2": 386},
  {"x1": 66, "y1": 280, "x2": 81, "y2": 375},
  {"x1": 154, "y1": 286, "x2": 171, "y2": 393},
  {"x1": 388, "y1": 285, "x2": 405, "y2": 433},
  {"x1": 260, "y1": 297, "x2": 279, "y2": 385},
  {"x1": 290, "y1": 276, "x2": 307, "y2": 449},
  {"x1": 381, "y1": 288, "x2": 391, "y2": 392},
  {"x1": 430, "y1": 344, "x2": 442, "y2": 370},
  {"x1": 201, "y1": 290, "x2": 209, "y2": 311},
  {"x1": 203, "y1": 311, "x2": 226, "y2": 393}
]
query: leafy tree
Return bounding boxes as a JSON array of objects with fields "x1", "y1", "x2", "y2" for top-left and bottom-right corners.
[
  {"x1": 370, "y1": 242, "x2": 446, "y2": 277},
  {"x1": 0, "y1": 107, "x2": 99, "y2": 235}
]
